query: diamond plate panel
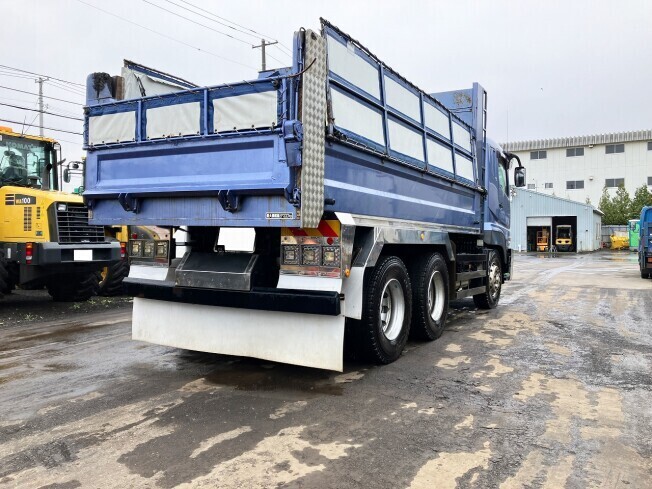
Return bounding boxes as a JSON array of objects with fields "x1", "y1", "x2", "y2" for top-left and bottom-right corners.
[{"x1": 300, "y1": 30, "x2": 327, "y2": 228}]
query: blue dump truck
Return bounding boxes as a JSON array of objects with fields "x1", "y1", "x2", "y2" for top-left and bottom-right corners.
[
  {"x1": 639, "y1": 207, "x2": 652, "y2": 278},
  {"x1": 82, "y1": 20, "x2": 525, "y2": 370}
]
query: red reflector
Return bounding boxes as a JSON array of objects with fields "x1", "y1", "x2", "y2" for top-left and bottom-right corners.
[
  {"x1": 120, "y1": 242, "x2": 127, "y2": 259},
  {"x1": 327, "y1": 237, "x2": 334, "y2": 245},
  {"x1": 132, "y1": 233, "x2": 138, "y2": 239}
]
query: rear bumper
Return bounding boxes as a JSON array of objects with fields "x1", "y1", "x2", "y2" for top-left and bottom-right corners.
[
  {"x1": 5, "y1": 241, "x2": 121, "y2": 266},
  {"x1": 124, "y1": 279, "x2": 342, "y2": 316}
]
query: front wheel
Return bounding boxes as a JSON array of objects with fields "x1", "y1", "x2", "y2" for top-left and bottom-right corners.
[
  {"x1": 47, "y1": 272, "x2": 100, "y2": 302},
  {"x1": 359, "y1": 256, "x2": 412, "y2": 364},
  {"x1": 473, "y1": 250, "x2": 503, "y2": 310}
]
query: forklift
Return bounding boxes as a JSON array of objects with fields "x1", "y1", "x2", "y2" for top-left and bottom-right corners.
[{"x1": 555, "y1": 224, "x2": 573, "y2": 252}]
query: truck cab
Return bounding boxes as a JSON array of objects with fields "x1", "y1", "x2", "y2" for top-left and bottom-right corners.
[{"x1": 639, "y1": 207, "x2": 652, "y2": 278}]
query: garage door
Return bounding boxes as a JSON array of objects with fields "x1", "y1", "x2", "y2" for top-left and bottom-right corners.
[{"x1": 527, "y1": 217, "x2": 552, "y2": 226}]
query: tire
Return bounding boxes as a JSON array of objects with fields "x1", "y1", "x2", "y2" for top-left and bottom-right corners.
[
  {"x1": 0, "y1": 249, "x2": 9, "y2": 299},
  {"x1": 359, "y1": 256, "x2": 412, "y2": 364},
  {"x1": 99, "y1": 259, "x2": 129, "y2": 296},
  {"x1": 473, "y1": 250, "x2": 503, "y2": 310},
  {"x1": 409, "y1": 252, "x2": 449, "y2": 341},
  {"x1": 47, "y1": 272, "x2": 101, "y2": 302}
]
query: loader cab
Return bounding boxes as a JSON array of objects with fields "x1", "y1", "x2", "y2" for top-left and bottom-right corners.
[{"x1": 0, "y1": 130, "x2": 59, "y2": 191}]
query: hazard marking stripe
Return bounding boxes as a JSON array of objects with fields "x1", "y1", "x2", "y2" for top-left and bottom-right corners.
[
  {"x1": 283, "y1": 220, "x2": 340, "y2": 238},
  {"x1": 317, "y1": 220, "x2": 339, "y2": 238}
]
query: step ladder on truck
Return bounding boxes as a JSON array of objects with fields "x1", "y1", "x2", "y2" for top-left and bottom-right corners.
[{"x1": 82, "y1": 19, "x2": 526, "y2": 370}]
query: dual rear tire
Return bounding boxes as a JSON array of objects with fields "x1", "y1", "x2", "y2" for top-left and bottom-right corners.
[{"x1": 354, "y1": 253, "x2": 449, "y2": 364}]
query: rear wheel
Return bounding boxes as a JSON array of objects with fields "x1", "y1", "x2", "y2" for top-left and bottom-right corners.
[
  {"x1": 358, "y1": 256, "x2": 412, "y2": 364},
  {"x1": 409, "y1": 253, "x2": 449, "y2": 340},
  {"x1": 0, "y1": 250, "x2": 9, "y2": 299},
  {"x1": 99, "y1": 259, "x2": 129, "y2": 296},
  {"x1": 47, "y1": 272, "x2": 100, "y2": 302},
  {"x1": 473, "y1": 250, "x2": 502, "y2": 310}
]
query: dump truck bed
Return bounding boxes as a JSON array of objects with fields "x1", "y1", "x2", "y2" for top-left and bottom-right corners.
[{"x1": 84, "y1": 20, "x2": 484, "y2": 234}]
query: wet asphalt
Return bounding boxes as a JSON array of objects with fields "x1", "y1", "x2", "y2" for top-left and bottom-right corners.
[{"x1": 0, "y1": 251, "x2": 651, "y2": 488}]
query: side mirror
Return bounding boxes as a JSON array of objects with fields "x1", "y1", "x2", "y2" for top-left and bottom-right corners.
[
  {"x1": 63, "y1": 168, "x2": 71, "y2": 183},
  {"x1": 514, "y1": 166, "x2": 526, "y2": 188}
]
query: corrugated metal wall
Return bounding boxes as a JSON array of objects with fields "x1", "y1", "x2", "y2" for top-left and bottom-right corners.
[{"x1": 510, "y1": 188, "x2": 603, "y2": 252}]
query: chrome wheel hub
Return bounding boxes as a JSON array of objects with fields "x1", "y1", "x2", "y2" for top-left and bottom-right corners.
[{"x1": 380, "y1": 278, "x2": 405, "y2": 341}]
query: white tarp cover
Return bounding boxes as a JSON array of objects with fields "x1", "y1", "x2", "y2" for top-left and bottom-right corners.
[
  {"x1": 330, "y1": 87, "x2": 385, "y2": 145},
  {"x1": 121, "y1": 67, "x2": 188, "y2": 100},
  {"x1": 213, "y1": 91, "x2": 277, "y2": 132},
  {"x1": 388, "y1": 119, "x2": 424, "y2": 161},
  {"x1": 456, "y1": 153, "x2": 475, "y2": 181},
  {"x1": 452, "y1": 120, "x2": 472, "y2": 152},
  {"x1": 146, "y1": 102, "x2": 200, "y2": 139},
  {"x1": 88, "y1": 111, "x2": 135, "y2": 145},
  {"x1": 326, "y1": 34, "x2": 380, "y2": 98},
  {"x1": 424, "y1": 102, "x2": 450, "y2": 139},
  {"x1": 384, "y1": 76, "x2": 421, "y2": 122},
  {"x1": 427, "y1": 138, "x2": 454, "y2": 174}
]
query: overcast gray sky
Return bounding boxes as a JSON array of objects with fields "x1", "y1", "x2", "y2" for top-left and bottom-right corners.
[{"x1": 2, "y1": 0, "x2": 651, "y2": 160}]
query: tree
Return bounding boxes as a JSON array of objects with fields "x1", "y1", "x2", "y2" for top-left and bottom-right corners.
[
  {"x1": 599, "y1": 187, "x2": 618, "y2": 225},
  {"x1": 610, "y1": 185, "x2": 632, "y2": 225},
  {"x1": 630, "y1": 185, "x2": 652, "y2": 219}
]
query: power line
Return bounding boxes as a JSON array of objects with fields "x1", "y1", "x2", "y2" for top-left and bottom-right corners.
[
  {"x1": 44, "y1": 80, "x2": 85, "y2": 97},
  {"x1": 177, "y1": 0, "x2": 293, "y2": 55},
  {"x1": 142, "y1": 0, "x2": 251, "y2": 46},
  {"x1": 0, "y1": 84, "x2": 82, "y2": 105},
  {"x1": 75, "y1": 0, "x2": 257, "y2": 70},
  {"x1": 0, "y1": 118, "x2": 82, "y2": 135},
  {"x1": 0, "y1": 64, "x2": 84, "y2": 87},
  {"x1": 0, "y1": 102, "x2": 84, "y2": 121}
]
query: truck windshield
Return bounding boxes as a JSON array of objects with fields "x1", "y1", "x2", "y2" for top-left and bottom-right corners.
[{"x1": 0, "y1": 134, "x2": 54, "y2": 189}]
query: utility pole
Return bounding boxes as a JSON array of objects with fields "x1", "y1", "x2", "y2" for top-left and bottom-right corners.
[
  {"x1": 252, "y1": 38, "x2": 278, "y2": 71},
  {"x1": 35, "y1": 77, "x2": 48, "y2": 137}
]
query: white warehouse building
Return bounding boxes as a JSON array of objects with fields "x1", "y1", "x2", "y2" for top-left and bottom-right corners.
[{"x1": 503, "y1": 129, "x2": 652, "y2": 206}]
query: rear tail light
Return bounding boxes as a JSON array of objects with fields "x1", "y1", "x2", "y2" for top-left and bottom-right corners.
[
  {"x1": 143, "y1": 241, "x2": 155, "y2": 258},
  {"x1": 301, "y1": 245, "x2": 321, "y2": 266},
  {"x1": 282, "y1": 245, "x2": 299, "y2": 265},
  {"x1": 322, "y1": 246, "x2": 341, "y2": 267},
  {"x1": 25, "y1": 242, "x2": 33, "y2": 264},
  {"x1": 120, "y1": 242, "x2": 126, "y2": 259},
  {"x1": 155, "y1": 241, "x2": 169, "y2": 258},
  {"x1": 130, "y1": 240, "x2": 142, "y2": 257}
]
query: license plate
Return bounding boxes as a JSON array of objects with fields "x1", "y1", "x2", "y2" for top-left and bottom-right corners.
[{"x1": 73, "y1": 249, "x2": 93, "y2": 261}]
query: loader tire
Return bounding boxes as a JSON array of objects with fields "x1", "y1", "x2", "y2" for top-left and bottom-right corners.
[
  {"x1": 47, "y1": 272, "x2": 100, "y2": 302},
  {"x1": 358, "y1": 256, "x2": 412, "y2": 364},
  {"x1": 473, "y1": 250, "x2": 502, "y2": 310},
  {"x1": 99, "y1": 259, "x2": 129, "y2": 296},
  {"x1": 408, "y1": 252, "x2": 449, "y2": 341},
  {"x1": 0, "y1": 250, "x2": 9, "y2": 299}
]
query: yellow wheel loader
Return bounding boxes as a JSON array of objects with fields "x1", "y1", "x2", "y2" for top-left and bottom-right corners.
[{"x1": 0, "y1": 127, "x2": 121, "y2": 301}]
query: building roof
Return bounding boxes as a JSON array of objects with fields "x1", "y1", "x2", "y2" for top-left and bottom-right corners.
[
  {"x1": 503, "y1": 129, "x2": 652, "y2": 152},
  {"x1": 514, "y1": 188, "x2": 604, "y2": 216}
]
